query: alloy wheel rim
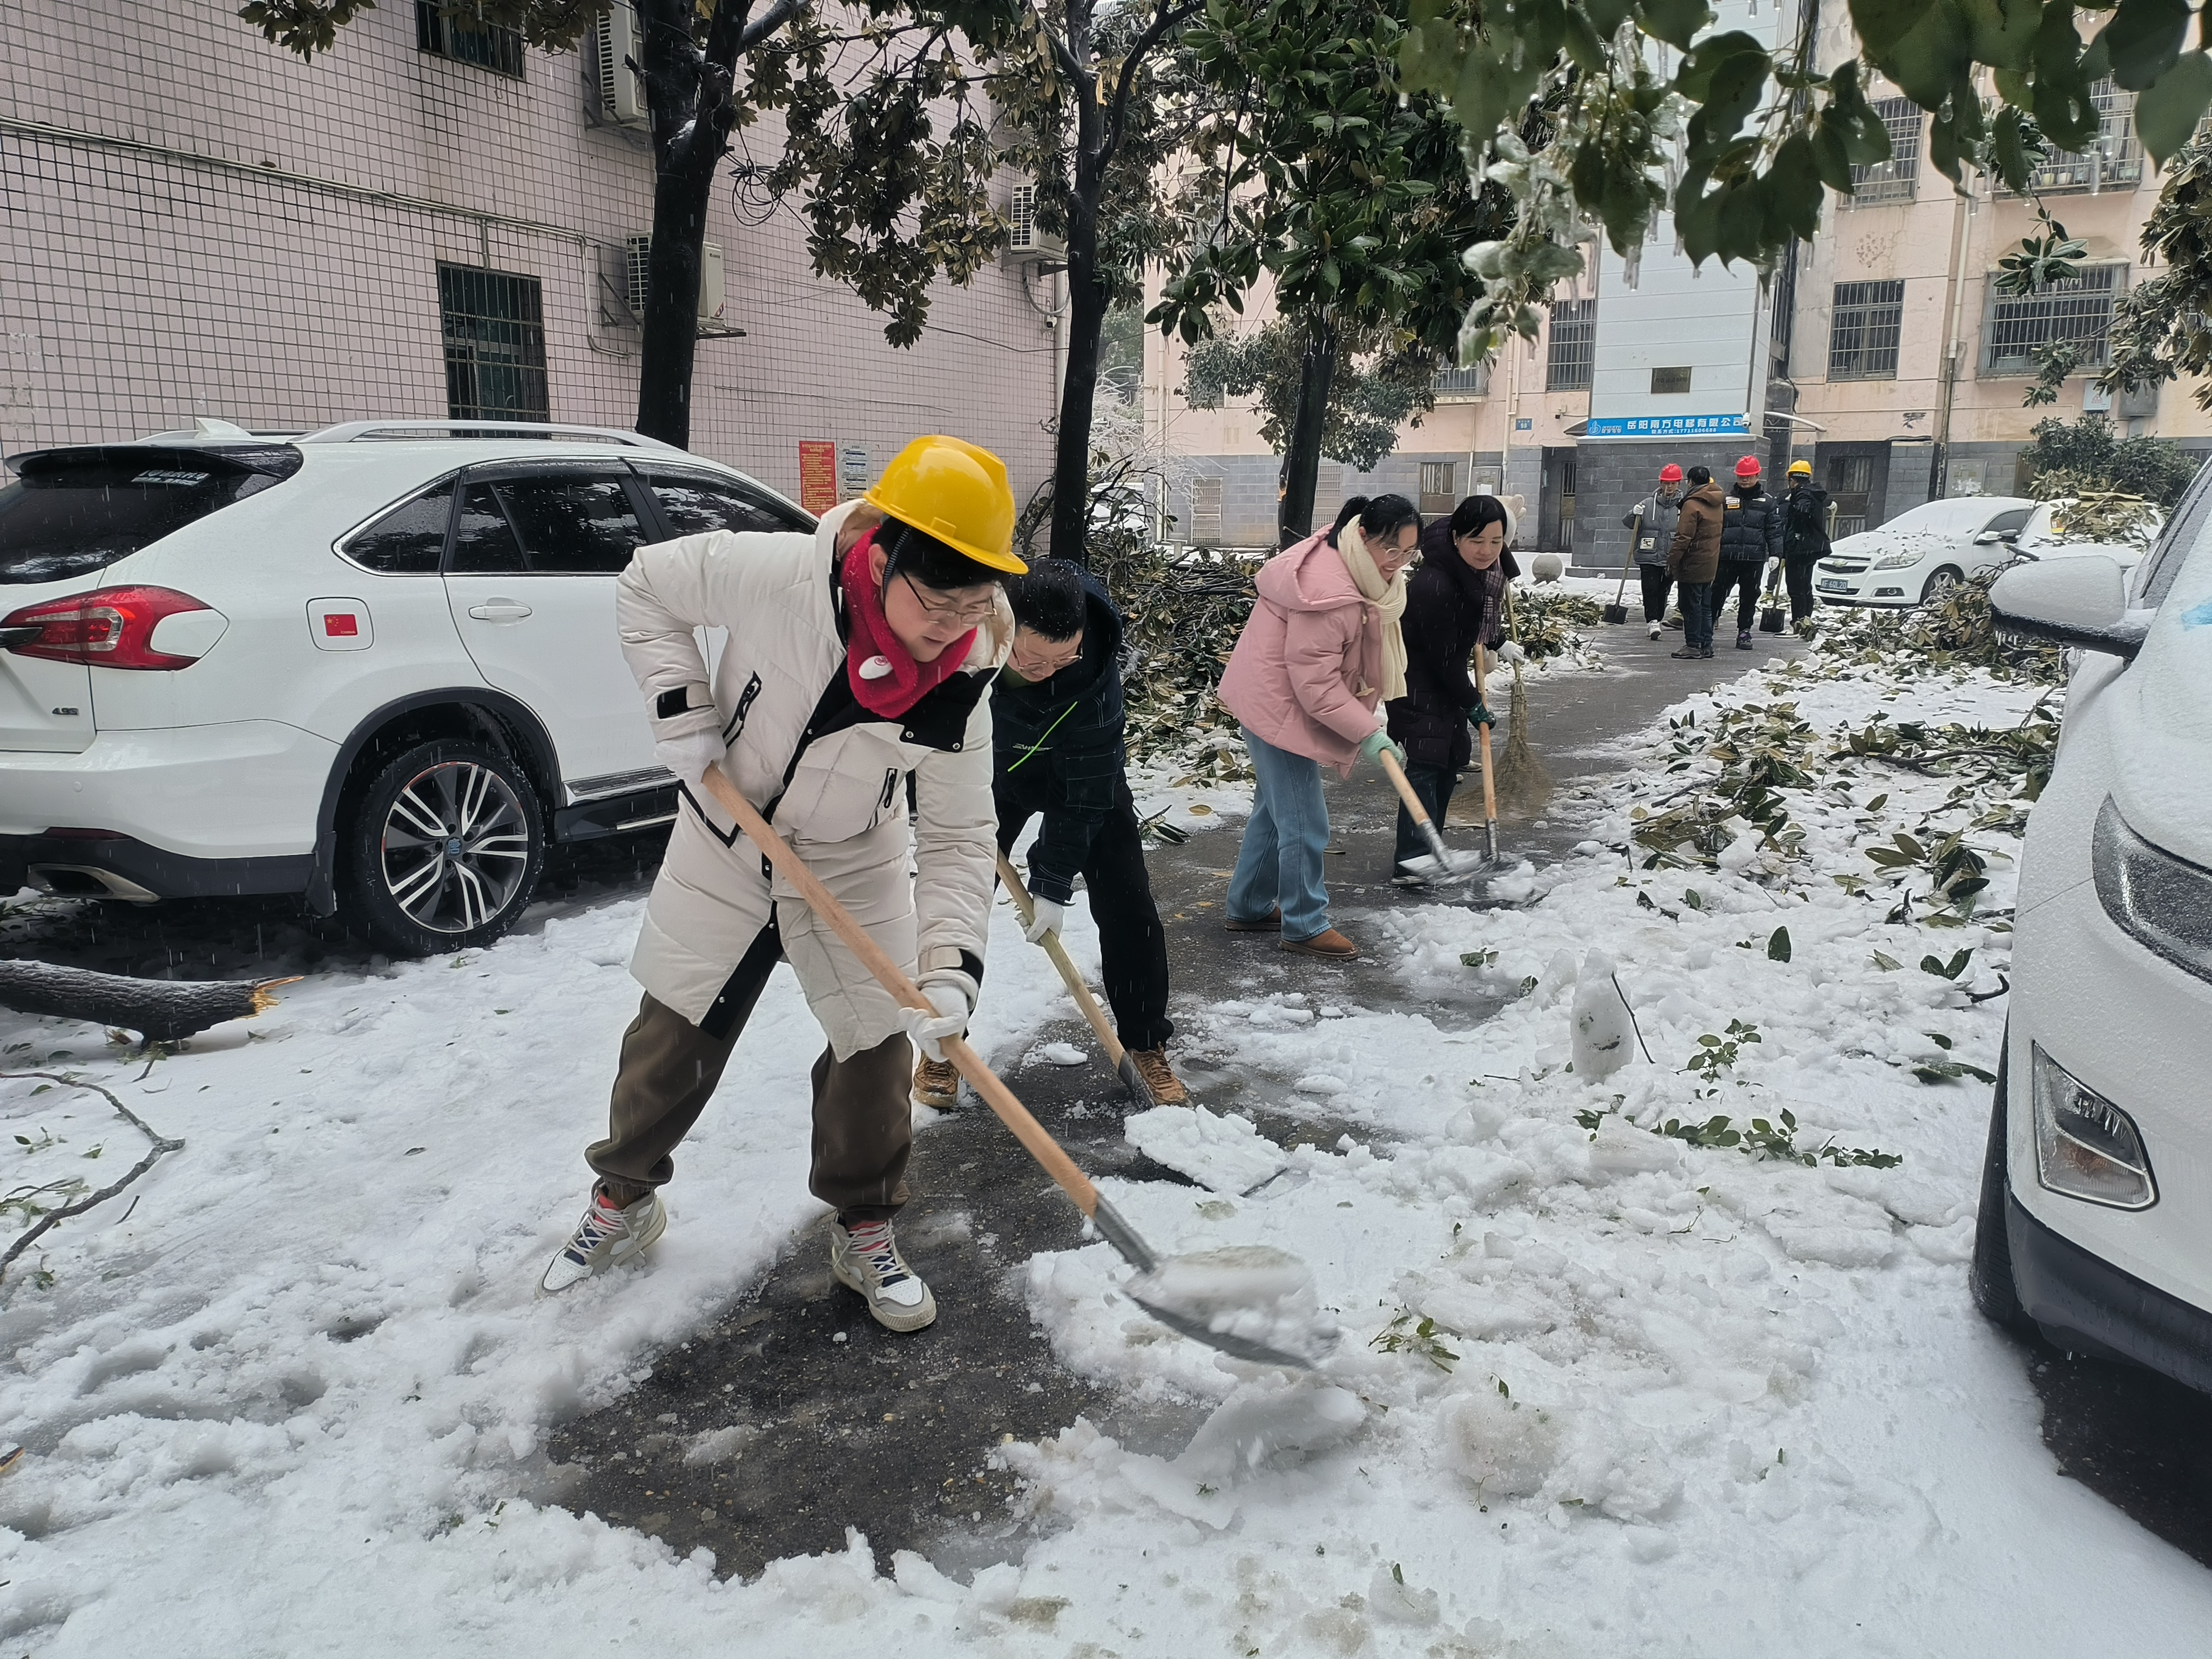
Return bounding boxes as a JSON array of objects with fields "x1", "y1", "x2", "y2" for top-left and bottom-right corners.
[{"x1": 379, "y1": 760, "x2": 532, "y2": 934}]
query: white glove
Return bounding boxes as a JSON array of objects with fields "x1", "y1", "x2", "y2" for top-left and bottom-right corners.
[
  {"x1": 656, "y1": 727, "x2": 726, "y2": 785},
  {"x1": 1023, "y1": 897, "x2": 1067, "y2": 946},
  {"x1": 899, "y1": 973, "x2": 974, "y2": 1062},
  {"x1": 1495, "y1": 640, "x2": 1528, "y2": 666}
]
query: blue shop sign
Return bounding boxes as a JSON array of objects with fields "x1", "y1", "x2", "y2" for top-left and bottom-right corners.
[{"x1": 1584, "y1": 413, "x2": 1751, "y2": 439}]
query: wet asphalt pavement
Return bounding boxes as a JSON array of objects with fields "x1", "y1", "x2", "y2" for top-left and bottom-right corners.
[{"x1": 8, "y1": 616, "x2": 2211, "y2": 1577}]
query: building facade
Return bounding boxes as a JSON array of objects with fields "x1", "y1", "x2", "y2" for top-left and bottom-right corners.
[
  {"x1": 1149, "y1": 0, "x2": 2210, "y2": 556},
  {"x1": 1, "y1": 2, "x2": 1058, "y2": 507}
]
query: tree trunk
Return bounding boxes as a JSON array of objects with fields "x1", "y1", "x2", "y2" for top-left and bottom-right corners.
[
  {"x1": 632, "y1": 0, "x2": 724, "y2": 450},
  {"x1": 1048, "y1": 192, "x2": 1109, "y2": 564},
  {"x1": 1277, "y1": 313, "x2": 1340, "y2": 547},
  {"x1": 0, "y1": 961, "x2": 286, "y2": 1044}
]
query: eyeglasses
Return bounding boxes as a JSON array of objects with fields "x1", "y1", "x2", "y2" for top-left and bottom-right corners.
[
  {"x1": 901, "y1": 573, "x2": 997, "y2": 628},
  {"x1": 1011, "y1": 634, "x2": 1082, "y2": 672}
]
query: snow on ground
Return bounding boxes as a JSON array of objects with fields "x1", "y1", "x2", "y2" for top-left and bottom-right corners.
[{"x1": 4, "y1": 643, "x2": 2208, "y2": 1654}]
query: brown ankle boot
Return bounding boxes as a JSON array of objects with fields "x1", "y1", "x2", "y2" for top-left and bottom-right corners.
[
  {"x1": 1128, "y1": 1048, "x2": 1188, "y2": 1105},
  {"x1": 1280, "y1": 927, "x2": 1358, "y2": 959},
  {"x1": 912, "y1": 1056, "x2": 959, "y2": 1108}
]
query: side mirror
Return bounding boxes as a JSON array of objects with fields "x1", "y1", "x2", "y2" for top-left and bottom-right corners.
[
  {"x1": 1990, "y1": 556, "x2": 2150, "y2": 659},
  {"x1": 1973, "y1": 529, "x2": 2002, "y2": 545}
]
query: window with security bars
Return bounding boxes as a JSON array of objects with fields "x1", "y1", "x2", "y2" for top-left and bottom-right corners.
[
  {"x1": 416, "y1": 2, "x2": 527, "y2": 77},
  {"x1": 1828, "y1": 280, "x2": 1905, "y2": 379},
  {"x1": 1433, "y1": 362, "x2": 1489, "y2": 399},
  {"x1": 1546, "y1": 298, "x2": 1596, "y2": 392},
  {"x1": 1419, "y1": 462, "x2": 1458, "y2": 516},
  {"x1": 1849, "y1": 98, "x2": 1922, "y2": 204},
  {"x1": 437, "y1": 264, "x2": 550, "y2": 421},
  {"x1": 1982, "y1": 264, "x2": 2122, "y2": 374},
  {"x1": 2031, "y1": 79, "x2": 2140, "y2": 191}
]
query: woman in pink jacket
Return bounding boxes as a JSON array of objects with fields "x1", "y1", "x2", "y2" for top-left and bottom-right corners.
[{"x1": 1217, "y1": 494, "x2": 1420, "y2": 959}]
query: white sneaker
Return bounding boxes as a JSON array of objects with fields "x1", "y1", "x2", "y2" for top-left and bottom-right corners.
[
  {"x1": 540, "y1": 1188, "x2": 666, "y2": 1294},
  {"x1": 1647, "y1": 621, "x2": 1662, "y2": 639},
  {"x1": 831, "y1": 1218, "x2": 937, "y2": 1332}
]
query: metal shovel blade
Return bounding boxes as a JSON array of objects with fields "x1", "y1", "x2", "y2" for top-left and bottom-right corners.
[
  {"x1": 1399, "y1": 822, "x2": 1493, "y2": 885},
  {"x1": 1090, "y1": 1197, "x2": 1339, "y2": 1371}
]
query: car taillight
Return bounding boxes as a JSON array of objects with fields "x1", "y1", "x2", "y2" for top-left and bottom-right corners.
[{"x1": 0, "y1": 586, "x2": 214, "y2": 670}]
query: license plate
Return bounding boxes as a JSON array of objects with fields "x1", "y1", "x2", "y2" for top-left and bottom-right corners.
[{"x1": 1818, "y1": 578, "x2": 1851, "y2": 592}]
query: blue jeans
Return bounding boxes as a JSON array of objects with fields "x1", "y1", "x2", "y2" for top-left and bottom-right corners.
[
  {"x1": 1680, "y1": 580, "x2": 1715, "y2": 650},
  {"x1": 1229, "y1": 725, "x2": 1332, "y2": 941}
]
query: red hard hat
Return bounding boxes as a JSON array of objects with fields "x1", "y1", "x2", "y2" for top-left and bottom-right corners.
[
  {"x1": 1658, "y1": 464, "x2": 1684, "y2": 483},
  {"x1": 1735, "y1": 455, "x2": 1762, "y2": 478}
]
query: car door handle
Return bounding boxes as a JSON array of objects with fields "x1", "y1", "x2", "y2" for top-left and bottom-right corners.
[{"x1": 468, "y1": 600, "x2": 533, "y2": 622}]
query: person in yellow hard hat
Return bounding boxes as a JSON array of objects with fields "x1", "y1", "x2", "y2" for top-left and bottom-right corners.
[
  {"x1": 542, "y1": 435, "x2": 1022, "y2": 1334},
  {"x1": 1781, "y1": 458, "x2": 1831, "y2": 627}
]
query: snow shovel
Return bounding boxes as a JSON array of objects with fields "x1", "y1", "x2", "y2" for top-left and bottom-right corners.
[
  {"x1": 1601, "y1": 513, "x2": 1639, "y2": 625},
  {"x1": 1378, "y1": 749, "x2": 1490, "y2": 882},
  {"x1": 697, "y1": 767, "x2": 1335, "y2": 1370},
  {"x1": 993, "y1": 849, "x2": 1158, "y2": 1107}
]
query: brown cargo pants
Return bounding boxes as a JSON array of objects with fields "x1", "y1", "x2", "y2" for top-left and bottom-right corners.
[{"x1": 587, "y1": 961, "x2": 914, "y2": 1224}]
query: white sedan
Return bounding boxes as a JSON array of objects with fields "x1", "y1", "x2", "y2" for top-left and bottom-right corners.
[
  {"x1": 1975, "y1": 463, "x2": 2212, "y2": 1395},
  {"x1": 2009, "y1": 497, "x2": 2165, "y2": 574},
  {"x1": 1813, "y1": 495, "x2": 2035, "y2": 609}
]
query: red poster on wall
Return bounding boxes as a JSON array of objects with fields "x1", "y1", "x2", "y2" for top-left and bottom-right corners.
[{"x1": 798, "y1": 441, "x2": 837, "y2": 515}]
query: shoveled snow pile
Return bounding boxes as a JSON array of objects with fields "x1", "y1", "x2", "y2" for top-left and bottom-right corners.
[
  {"x1": 1122, "y1": 1103, "x2": 1286, "y2": 1193},
  {"x1": 1122, "y1": 1243, "x2": 1339, "y2": 1366},
  {"x1": 4, "y1": 642, "x2": 2209, "y2": 1655}
]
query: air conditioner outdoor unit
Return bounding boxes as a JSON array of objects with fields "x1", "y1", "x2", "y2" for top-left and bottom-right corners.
[
  {"x1": 1004, "y1": 181, "x2": 1067, "y2": 261},
  {"x1": 594, "y1": 2, "x2": 648, "y2": 128},
  {"x1": 625, "y1": 234, "x2": 726, "y2": 325}
]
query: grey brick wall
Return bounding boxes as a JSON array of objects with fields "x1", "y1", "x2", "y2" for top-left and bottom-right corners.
[{"x1": 1573, "y1": 441, "x2": 1774, "y2": 573}]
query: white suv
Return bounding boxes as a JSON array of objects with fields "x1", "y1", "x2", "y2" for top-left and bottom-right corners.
[
  {"x1": 1973, "y1": 459, "x2": 2212, "y2": 1394},
  {"x1": 0, "y1": 420, "x2": 811, "y2": 954}
]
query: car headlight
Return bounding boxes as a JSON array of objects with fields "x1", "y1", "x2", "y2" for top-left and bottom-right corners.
[
  {"x1": 2031, "y1": 1042, "x2": 2157, "y2": 1209},
  {"x1": 1870, "y1": 548, "x2": 1921, "y2": 570},
  {"x1": 2093, "y1": 796, "x2": 2212, "y2": 984}
]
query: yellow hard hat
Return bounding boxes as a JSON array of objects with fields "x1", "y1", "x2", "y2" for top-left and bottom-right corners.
[
  {"x1": 1788, "y1": 458, "x2": 1812, "y2": 476},
  {"x1": 864, "y1": 435, "x2": 1024, "y2": 574}
]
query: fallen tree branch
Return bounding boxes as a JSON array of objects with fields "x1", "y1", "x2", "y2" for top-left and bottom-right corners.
[
  {"x1": 0, "y1": 961, "x2": 297, "y2": 1044},
  {"x1": 0, "y1": 1070, "x2": 183, "y2": 1286}
]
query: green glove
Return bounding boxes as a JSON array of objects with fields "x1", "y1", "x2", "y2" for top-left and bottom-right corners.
[
  {"x1": 1470, "y1": 704, "x2": 1498, "y2": 729},
  {"x1": 1357, "y1": 729, "x2": 1406, "y2": 767}
]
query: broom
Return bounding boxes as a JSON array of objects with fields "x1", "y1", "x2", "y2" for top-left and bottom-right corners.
[{"x1": 1492, "y1": 583, "x2": 1553, "y2": 818}]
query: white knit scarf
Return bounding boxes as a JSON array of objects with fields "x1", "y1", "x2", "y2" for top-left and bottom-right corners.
[{"x1": 1336, "y1": 520, "x2": 1409, "y2": 703}]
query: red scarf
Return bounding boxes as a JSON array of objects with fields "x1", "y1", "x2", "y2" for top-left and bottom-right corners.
[{"x1": 839, "y1": 530, "x2": 978, "y2": 718}]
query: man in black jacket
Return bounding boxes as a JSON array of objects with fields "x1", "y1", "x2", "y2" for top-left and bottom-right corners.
[
  {"x1": 1781, "y1": 458, "x2": 1831, "y2": 625},
  {"x1": 1717, "y1": 456, "x2": 1785, "y2": 650},
  {"x1": 921, "y1": 558, "x2": 1185, "y2": 1107},
  {"x1": 1387, "y1": 494, "x2": 1516, "y2": 882}
]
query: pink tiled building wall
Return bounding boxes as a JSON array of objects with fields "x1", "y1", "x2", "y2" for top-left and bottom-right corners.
[{"x1": 0, "y1": 1, "x2": 1061, "y2": 507}]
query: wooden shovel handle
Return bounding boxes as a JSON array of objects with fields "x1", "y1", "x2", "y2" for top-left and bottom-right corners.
[
  {"x1": 1375, "y1": 747, "x2": 1433, "y2": 826},
  {"x1": 697, "y1": 768, "x2": 1099, "y2": 1216},
  {"x1": 1474, "y1": 644, "x2": 1500, "y2": 825},
  {"x1": 993, "y1": 851, "x2": 1128, "y2": 1067}
]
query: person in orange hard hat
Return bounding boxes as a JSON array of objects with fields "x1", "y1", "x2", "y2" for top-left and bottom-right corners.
[
  {"x1": 1622, "y1": 463, "x2": 1685, "y2": 640},
  {"x1": 542, "y1": 436, "x2": 1022, "y2": 1333},
  {"x1": 1716, "y1": 455, "x2": 1783, "y2": 650}
]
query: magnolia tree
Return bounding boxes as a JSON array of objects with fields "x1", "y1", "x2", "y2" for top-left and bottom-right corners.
[{"x1": 1392, "y1": 0, "x2": 2212, "y2": 363}]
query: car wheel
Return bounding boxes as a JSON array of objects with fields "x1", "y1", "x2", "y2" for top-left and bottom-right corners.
[
  {"x1": 1921, "y1": 565, "x2": 1964, "y2": 605},
  {"x1": 1970, "y1": 1030, "x2": 2035, "y2": 1333},
  {"x1": 342, "y1": 738, "x2": 546, "y2": 956}
]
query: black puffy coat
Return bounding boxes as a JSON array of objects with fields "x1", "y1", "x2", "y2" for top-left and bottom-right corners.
[
  {"x1": 1783, "y1": 482, "x2": 1832, "y2": 562},
  {"x1": 991, "y1": 569, "x2": 1127, "y2": 906},
  {"x1": 1386, "y1": 521, "x2": 1521, "y2": 770},
  {"x1": 1718, "y1": 482, "x2": 1785, "y2": 568}
]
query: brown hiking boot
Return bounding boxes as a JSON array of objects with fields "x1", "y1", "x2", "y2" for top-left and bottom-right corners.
[
  {"x1": 912, "y1": 1056, "x2": 959, "y2": 1108},
  {"x1": 1128, "y1": 1048, "x2": 1188, "y2": 1105},
  {"x1": 1280, "y1": 927, "x2": 1358, "y2": 959},
  {"x1": 1225, "y1": 907, "x2": 1283, "y2": 933}
]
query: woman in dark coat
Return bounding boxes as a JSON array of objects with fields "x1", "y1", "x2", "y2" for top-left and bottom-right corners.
[{"x1": 1385, "y1": 494, "x2": 1518, "y2": 883}]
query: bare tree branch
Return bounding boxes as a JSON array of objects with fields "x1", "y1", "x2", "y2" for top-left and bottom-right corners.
[{"x1": 0, "y1": 1072, "x2": 183, "y2": 1289}]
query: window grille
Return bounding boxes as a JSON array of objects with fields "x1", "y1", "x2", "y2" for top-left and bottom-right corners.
[
  {"x1": 437, "y1": 264, "x2": 550, "y2": 421},
  {"x1": 416, "y1": 2, "x2": 527, "y2": 77},
  {"x1": 2031, "y1": 79, "x2": 2141, "y2": 192},
  {"x1": 1419, "y1": 462, "x2": 1458, "y2": 516},
  {"x1": 1190, "y1": 476, "x2": 1223, "y2": 543},
  {"x1": 1849, "y1": 99, "x2": 1922, "y2": 204},
  {"x1": 1982, "y1": 264, "x2": 2122, "y2": 374},
  {"x1": 1433, "y1": 362, "x2": 1489, "y2": 399},
  {"x1": 1545, "y1": 298, "x2": 1596, "y2": 392},
  {"x1": 1828, "y1": 280, "x2": 1905, "y2": 379}
]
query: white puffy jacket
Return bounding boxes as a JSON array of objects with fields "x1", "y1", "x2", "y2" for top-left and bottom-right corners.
[{"x1": 616, "y1": 500, "x2": 1011, "y2": 1057}]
